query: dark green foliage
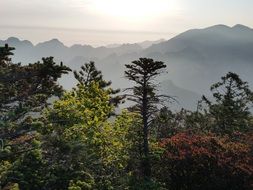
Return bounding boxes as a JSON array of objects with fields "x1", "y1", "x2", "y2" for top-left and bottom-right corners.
[
  {"x1": 151, "y1": 106, "x2": 216, "y2": 139},
  {"x1": 0, "y1": 55, "x2": 71, "y2": 123},
  {"x1": 151, "y1": 107, "x2": 186, "y2": 139},
  {"x1": 128, "y1": 177, "x2": 166, "y2": 190},
  {"x1": 41, "y1": 138, "x2": 95, "y2": 190},
  {"x1": 4, "y1": 149, "x2": 45, "y2": 190},
  {"x1": 0, "y1": 44, "x2": 71, "y2": 145}
]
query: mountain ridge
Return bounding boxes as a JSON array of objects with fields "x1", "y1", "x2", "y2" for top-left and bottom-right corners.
[{"x1": 1, "y1": 24, "x2": 253, "y2": 110}]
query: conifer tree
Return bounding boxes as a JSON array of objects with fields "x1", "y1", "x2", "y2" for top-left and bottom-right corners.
[
  {"x1": 202, "y1": 72, "x2": 253, "y2": 134},
  {"x1": 74, "y1": 61, "x2": 124, "y2": 108},
  {"x1": 0, "y1": 44, "x2": 71, "y2": 156},
  {"x1": 0, "y1": 46, "x2": 71, "y2": 120},
  {"x1": 125, "y1": 58, "x2": 167, "y2": 179},
  {"x1": 74, "y1": 61, "x2": 111, "y2": 88}
]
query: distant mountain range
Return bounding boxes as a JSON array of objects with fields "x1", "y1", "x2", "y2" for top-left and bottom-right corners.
[
  {"x1": 1, "y1": 24, "x2": 253, "y2": 110},
  {"x1": 106, "y1": 39, "x2": 165, "y2": 49}
]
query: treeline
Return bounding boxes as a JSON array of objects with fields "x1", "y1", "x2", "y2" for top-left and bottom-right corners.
[{"x1": 0, "y1": 44, "x2": 252, "y2": 190}]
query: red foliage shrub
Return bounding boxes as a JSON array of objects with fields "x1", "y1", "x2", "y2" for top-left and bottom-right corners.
[{"x1": 154, "y1": 132, "x2": 253, "y2": 190}]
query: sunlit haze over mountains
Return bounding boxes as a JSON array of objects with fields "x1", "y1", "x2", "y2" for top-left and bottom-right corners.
[{"x1": 1, "y1": 0, "x2": 252, "y2": 46}]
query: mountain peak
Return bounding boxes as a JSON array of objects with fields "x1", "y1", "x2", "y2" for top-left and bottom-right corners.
[
  {"x1": 47, "y1": 38, "x2": 64, "y2": 45},
  {"x1": 7, "y1": 37, "x2": 21, "y2": 43},
  {"x1": 50, "y1": 38, "x2": 61, "y2": 42},
  {"x1": 205, "y1": 24, "x2": 231, "y2": 31},
  {"x1": 37, "y1": 38, "x2": 65, "y2": 48},
  {"x1": 232, "y1": 24, "x2": 252, "y2": 30},
  {"x1": 4, "y1": 37, "x2": 33, "y2": 47}
]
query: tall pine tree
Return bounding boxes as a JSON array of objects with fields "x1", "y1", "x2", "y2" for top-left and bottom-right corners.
[{"x1": 125, "y1": 58, "x2": 167, "y2": 179}]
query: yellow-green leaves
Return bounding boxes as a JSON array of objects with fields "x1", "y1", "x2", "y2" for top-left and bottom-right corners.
[
  {"x1": 50, "y1": 82, "x2": 113, "y2": 128},
  {"x1": 45, "y1": 82, "x2": 138, "y2": 189}
]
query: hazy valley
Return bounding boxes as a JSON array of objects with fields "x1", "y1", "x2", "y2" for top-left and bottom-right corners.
[{"x1": 2, "y1": 24, "x2": 253, "y2": 110}]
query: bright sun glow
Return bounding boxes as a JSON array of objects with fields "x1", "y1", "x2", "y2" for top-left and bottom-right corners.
[{"x1": 89, "y1": 0, "x2": 180, "y2": 21}]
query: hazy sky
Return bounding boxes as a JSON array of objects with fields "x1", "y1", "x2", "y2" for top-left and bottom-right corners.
[{"x1": 0, "y1": 0, "x2": 252, "y2": 46}]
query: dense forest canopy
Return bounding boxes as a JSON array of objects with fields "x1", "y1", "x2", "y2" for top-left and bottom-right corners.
[{"x1": 0, "y1": 44, "x2": 252, "y2": 190}]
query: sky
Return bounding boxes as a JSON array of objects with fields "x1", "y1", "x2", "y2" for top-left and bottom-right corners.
[{"x1": 0, "y1": 0, "x2": 252, "y2": 46}]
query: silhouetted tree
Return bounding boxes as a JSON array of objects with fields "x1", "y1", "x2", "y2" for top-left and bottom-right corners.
[
  {"x1": 125, "y1": 58, "x2": 167, "y2": 179},
  {"x1": 0, "y1": 44, "x2": 14, "y2": 65}
]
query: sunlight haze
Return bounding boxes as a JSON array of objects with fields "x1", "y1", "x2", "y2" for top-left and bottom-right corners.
[{"x1": 0, "y1": 0, "x2": 252, "y2": 46}]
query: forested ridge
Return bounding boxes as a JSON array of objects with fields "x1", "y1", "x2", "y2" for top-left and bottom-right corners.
[{"x1": 0, "y1": 44, "x2": 252, "y2": 190}]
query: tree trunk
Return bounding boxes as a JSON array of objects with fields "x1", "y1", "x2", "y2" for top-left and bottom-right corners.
[{"x1": 142, "y1": 80, "x2": 151, "y2": 179}]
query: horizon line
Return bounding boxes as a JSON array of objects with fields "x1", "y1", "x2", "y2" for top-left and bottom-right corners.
[{"x1": 0, "y1": 24, "x2": 175, "y2": 35}]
